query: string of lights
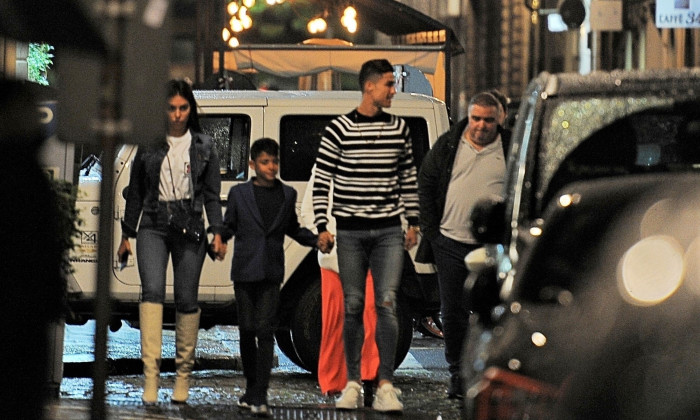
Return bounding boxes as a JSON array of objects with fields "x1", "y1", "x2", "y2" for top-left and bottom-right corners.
[{"x1": 221, "y1": 0, "x2": 358, "y2": 48}]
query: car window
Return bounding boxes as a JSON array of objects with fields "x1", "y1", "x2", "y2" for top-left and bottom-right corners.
[
  {"x1": 279, "y1": 114, "x2": 430, "y2": 182},
  {"x1": 502, "y1": 88, "x2": 538, "y2": 231},
  {"x1": 539, "y1": 100, "x2": 700, "y2": 212},
  {"x1": 279, "y1": 115, "x2": 331, "y2": 182},
  {"x1": 200, "y1": 114, "x2": 250, "y2": 180},
  {"x1": 406, "y1": 117, "x2": 430, "y2": 170}
]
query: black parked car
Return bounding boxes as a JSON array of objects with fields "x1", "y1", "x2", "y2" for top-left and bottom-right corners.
[{"x1": 463, "y1": 69, "x2": 700, "y2": 419}]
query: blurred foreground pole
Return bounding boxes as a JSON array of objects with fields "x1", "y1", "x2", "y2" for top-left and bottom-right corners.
[
  {"x1": 92, "y1": 137, "x2": 117, "y2": 420},
  {"x1": 91, "y1": 2, "x2": 127, "y2": 418},
  {"x1": 87, "y1": 1, "x2": 171, "y2": 417},
  {"x1": 0, "y1": 0, "x2": 167, "y2": 414}
]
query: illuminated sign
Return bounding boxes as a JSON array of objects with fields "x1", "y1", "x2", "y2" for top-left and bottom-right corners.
[{"x1": 656, "y1": 0, "x2": 700, "y2": 28}]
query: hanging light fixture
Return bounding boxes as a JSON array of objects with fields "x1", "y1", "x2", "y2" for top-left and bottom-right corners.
[
  {"x1": 240, "y1": 6, "x2": 253, "y2": 29},
  {"x1": 340, "y1": 6, "x2": 357, "y2": 33},
  {"x1": 230, "y1": 16, "x2": 244, "y2": 32},
  {"x1": 223, "y1": 0, "x2": 257, "y2": 47},
  {"x1": 306, "y1": 3, "x2": 358, "y2": 35},
  {"x1": 227, "y1": 1, "x2": 239, "y2": 15},
  {"x1": 222, "y1": 0, "x2": 357, "y2": 46},
  {"x1": 307, "y1": 16, "x2": 327, "y2": 34}
]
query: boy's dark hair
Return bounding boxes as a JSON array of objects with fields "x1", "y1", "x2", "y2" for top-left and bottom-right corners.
[
  {"x1": 250, "y1": 137, "x2": 279, "y2": 160},
  {"x1": 358, "y1": 59, "x2": 394, "y2": 91}
]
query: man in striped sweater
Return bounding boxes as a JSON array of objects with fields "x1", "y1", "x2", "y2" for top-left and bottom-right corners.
[{"x1": 312, "y1": 59, "x2": 420, "y2": 413}]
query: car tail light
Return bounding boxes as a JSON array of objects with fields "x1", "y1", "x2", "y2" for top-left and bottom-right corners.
[{"x1": 466, "y1": 367, "x2": 560, "y2": 420}]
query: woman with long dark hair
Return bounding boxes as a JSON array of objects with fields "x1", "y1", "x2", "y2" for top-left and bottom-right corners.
[{"x1": 117, "y1": 79, "x2": 226, "y2": 404}]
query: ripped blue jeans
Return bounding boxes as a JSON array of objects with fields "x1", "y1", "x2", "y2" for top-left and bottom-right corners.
[{"x1": 336, "y1": 225, "x2": 404, "y2": 383}]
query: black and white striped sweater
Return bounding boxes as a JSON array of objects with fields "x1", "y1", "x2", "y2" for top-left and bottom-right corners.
[{"x1": 313, "y1": 110, "x2": 420, "y2": 232}]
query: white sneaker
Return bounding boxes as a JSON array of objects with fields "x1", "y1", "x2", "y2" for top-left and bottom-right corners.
[
  {"x1": 372, "y1": 383, "x2": 403, "y2": 413},
  {"x1": 251, "y1": 404, "x2": 270, "y2": 417},
  {"x1": 335, "y1": 381, "x2": 362, "y2": 410}
]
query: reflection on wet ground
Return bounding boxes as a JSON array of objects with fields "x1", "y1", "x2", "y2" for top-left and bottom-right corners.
[{"x1": 48, "y1": 322, "x2": 461, "y2": 419}]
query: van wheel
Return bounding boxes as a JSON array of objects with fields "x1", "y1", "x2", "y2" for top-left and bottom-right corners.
[
  {"x1": 290, "y1": 277, "x2": 414, "y2": 374},
  {"x1": 394, "y1": 296, "x2": 414, "y2": 368},
  {"x1": 290, "y1": 279, "x2": 322, "y2": 373},
  {"x1": 274, "y1": 327, "x2": 305, "y2": 369}
]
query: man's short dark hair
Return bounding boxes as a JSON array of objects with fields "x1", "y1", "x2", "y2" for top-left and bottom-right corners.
[
  {"x1": 250, "y1": 137, "x2": 279, "y2": 160},
  {"x1": 488, "y1": 89, "x2": 509, "y2": 114},
  {"x1": 468, "y1": 92, "x2": 502, "y2": 115},
  {"x1": 359, "y1": 59, "x2": 394, "y2": 91}
]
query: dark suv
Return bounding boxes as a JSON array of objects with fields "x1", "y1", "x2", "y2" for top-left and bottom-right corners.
[{"x1": 463, "y1": 69, "x2": 700, "y2": 419}]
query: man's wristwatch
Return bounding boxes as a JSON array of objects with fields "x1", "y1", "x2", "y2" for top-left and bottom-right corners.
[{"x1": 408, "y1": 225, "x2": 421, "y2": 233}]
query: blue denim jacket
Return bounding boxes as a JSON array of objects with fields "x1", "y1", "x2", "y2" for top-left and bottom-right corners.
[{"x1": 121, "y1": 131, "x2": 223, "y2": 237}]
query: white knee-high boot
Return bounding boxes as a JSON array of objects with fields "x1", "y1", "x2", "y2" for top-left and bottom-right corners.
[
  {"x1": 139, "y1": 302, "x2": 163, "y2": 404},
  {"x1": 171, "y1": 308, "x2": 201, "y2": 403}
]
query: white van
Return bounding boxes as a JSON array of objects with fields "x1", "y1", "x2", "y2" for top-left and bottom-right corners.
[{"x1": 68, "y1": 90, "x2": 450, "y2": 371}]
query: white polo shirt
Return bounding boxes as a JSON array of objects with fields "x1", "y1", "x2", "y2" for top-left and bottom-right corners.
[{"x1": 440, "y1": 132, "x2": 505, "y2": 244}]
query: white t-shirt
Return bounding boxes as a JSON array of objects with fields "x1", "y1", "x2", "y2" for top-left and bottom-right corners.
[{"x1": 159, "y1": 130, "x2": 193, "y2": 201}]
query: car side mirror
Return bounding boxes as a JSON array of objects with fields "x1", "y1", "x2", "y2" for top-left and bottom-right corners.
[
  {"x1": 470, "y1": 197, "x2": 506, "y2": 244},
  {"x1": 464, "y1": 246, "x2": 492, "y2": 272},
  {"x1": 464, "y1": 246, "x2": 503, "y2": 327}
]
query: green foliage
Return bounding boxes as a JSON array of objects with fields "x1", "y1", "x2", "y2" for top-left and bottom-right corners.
[
  {"x1": 51, "y1": 179, "x2": 81, "y2": 277},
  {"x1": 27, "y1": 43, "x2": 54, "y2": 86}
]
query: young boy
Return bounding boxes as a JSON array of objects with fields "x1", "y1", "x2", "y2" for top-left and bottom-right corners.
[{"x1": 222, "y1": 138, "x2": 322, "y2": 416}]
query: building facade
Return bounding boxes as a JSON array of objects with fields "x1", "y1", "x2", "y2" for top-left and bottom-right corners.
[
  {"x1": 399, "y1": 0, "x2": 700, "y2": 120},
  {"x1": 3, "y1": 0, "x2": 700, "y2": 121}
]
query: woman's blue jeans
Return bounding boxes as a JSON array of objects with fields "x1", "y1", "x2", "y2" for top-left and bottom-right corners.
[
  {"x1": 136, "y1": 221, "x2": 206, "y2": 313},
  {"x1": 336, "y1": 225, "x2": 404, "y2": 383}
]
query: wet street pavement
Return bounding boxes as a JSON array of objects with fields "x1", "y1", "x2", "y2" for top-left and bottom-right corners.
[{"x1": 47, "y1": 321, "x2": 462, "y2": 419}]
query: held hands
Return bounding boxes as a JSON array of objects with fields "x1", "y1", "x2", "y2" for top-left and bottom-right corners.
[
  {"x1": 209, "y1": 234, "x2": 227, "y2": 261},
  {"x1": 317, "y1": 231, "x2": 335, "y2": 254},
  {"x1": 404, "y1": 227, "x2": 418, "y2": 251}
]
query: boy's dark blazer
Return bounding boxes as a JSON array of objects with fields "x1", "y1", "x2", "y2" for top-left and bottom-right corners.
[{"x1": 222, "y1": 178, "x2": 317, "y2": 283}]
